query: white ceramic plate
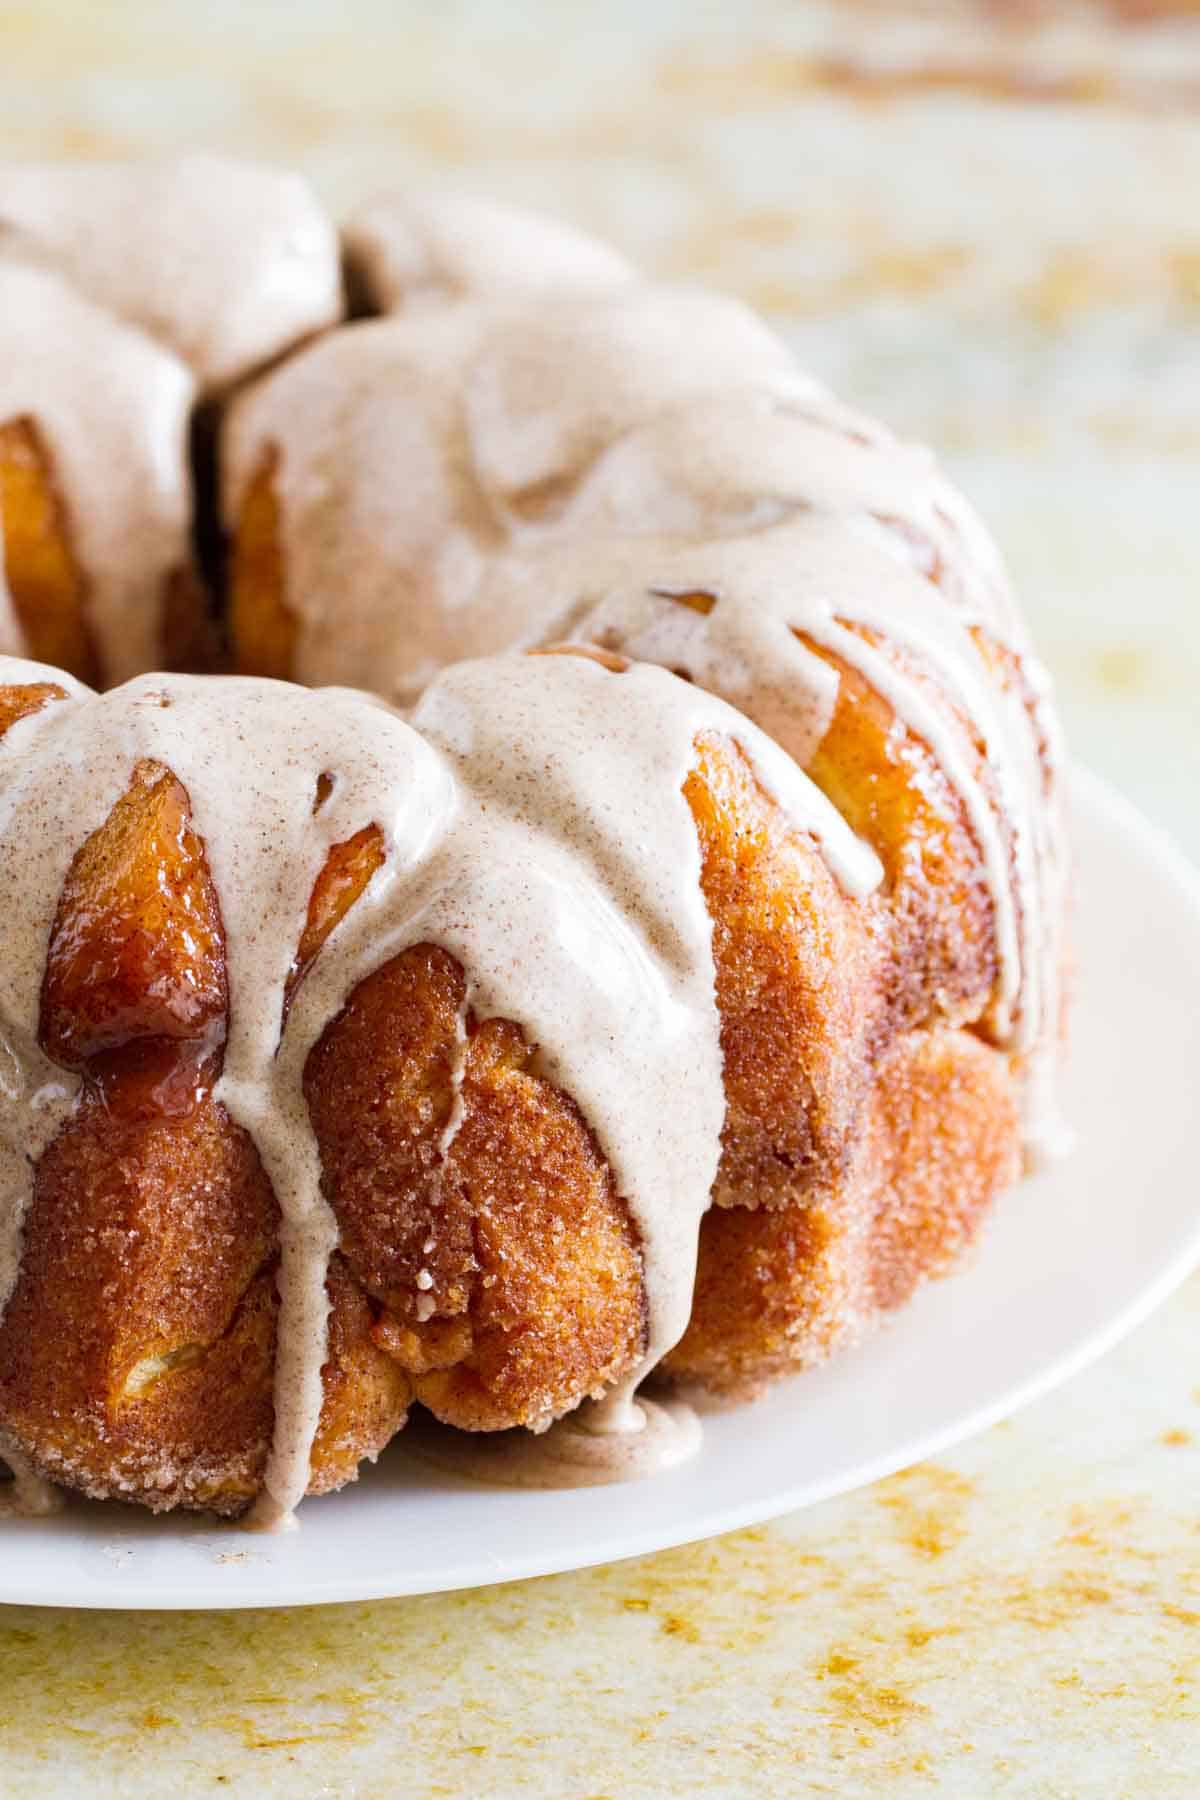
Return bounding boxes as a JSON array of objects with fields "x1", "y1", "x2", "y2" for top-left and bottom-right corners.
[{"x1": 3, "y1": 765, "x2": 1198, "y2": 1610}]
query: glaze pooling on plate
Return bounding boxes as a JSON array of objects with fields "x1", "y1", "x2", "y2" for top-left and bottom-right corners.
[{"x1": 404, "y1": 1395, "x2": 704, "y2": 1490}]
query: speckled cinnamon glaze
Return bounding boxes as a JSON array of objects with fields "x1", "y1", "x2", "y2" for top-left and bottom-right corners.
[
  {"x1": 226, "y1": 201, "x2": 1067, "y2": 1159},
  {"x1": 0, "y1": 156, "x2": 340, "y2": 683},
  {"x1": 0, "y1": 648, "x2": 882, "y2": 1511},
  {"x1": 0, "y1": 163, "x2": 1067, "y2": 1514},
  {"x1": 0, "y1": 154, "x2": 341, "y2": 390},
  {"x1": 0, "y1": 6, "x2": 1195, "y2": 1790}
]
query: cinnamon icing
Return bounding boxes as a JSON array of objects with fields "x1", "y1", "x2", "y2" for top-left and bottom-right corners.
[
  {"x1": 225, "y1": 261, "x2": 1066, "y2": 1156},
  {"x1": 0, "y1": 180, "x2": 1070, "y2": 1513},
  {"x1": 0, "y1": 155, "x2": 342, "y2": 685},
  {"x1": 0, "y1": 154, "x2": 341, "y2": 390},
  {"x1": 0, "y1": 651, "x2": 880, "y2": 1518},
  {"x1": 345, "y1": 191, "x2": 634, "y2": 314}
]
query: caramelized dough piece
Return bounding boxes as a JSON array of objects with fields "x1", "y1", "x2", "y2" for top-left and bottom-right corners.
[
  {"x1": 228, "y1": 444, "x2": 297, "y2": 681},
  {"x1": 0, "y1": 681, "x2": 68, "y2": 741},
  {"x1": 0, "y1": 1099, "x2": 410, "y2": 1514},
  {"x1": 668, "y1": 719, "x2": 1021, "y2": 1391},
  {"x1": 866, "y1": 1028, "x2": 1021, "y2": 1311},
  {"x1": 307, "y1": 1253, "x2": 412, "y2": 1495},
  {"x1": 39, "y1": 759, "x2": 228, "y2": 1079},
  {"x1": 799, "y1": 633, "x2": 1001, "y2": 1033},
  {"x1": 424, "y1": 1015, "x2": 646, "y2": 1429},
  {"x1": 684, "y1": 733, "x2": 887, "y2": 1212},
  {"x1": 0, "y1": 758, "x2": 410, "y2": 1513},
  {"x1": 0, "y1": 1095, "x2": 279, "y2": 1515},
  {"x1": 667, "y1": 1027, "x2": 1020, "y2": 1392},
  {"x1": 285, "y1": 820, "x2": 386, "y2": 1016},
  {"x1": 304, "y1": 945, "x2": 645, "y2": 1433},
  {"x1": 0, "y1": 761, "x2": 274, "y2": 1511},
  {"x1": 0, "y1": 416, "x2": 100, "y2": 685},
  {"x1": 306, "y1": 946, "x2": 473, "y2": 1318}
]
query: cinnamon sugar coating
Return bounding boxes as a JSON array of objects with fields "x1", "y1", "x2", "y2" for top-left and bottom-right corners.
[
  {"x1": 0, "y1": 175, "x2": 1066, "y2": 1515},
  {"x1": 305, "y1": 946, "x2": 646, "y2": 1435},
  {"x1": 0, "y1": 757, "x2": 405, "y2": 1513}
]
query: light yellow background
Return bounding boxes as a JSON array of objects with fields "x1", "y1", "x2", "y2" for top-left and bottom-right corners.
[{"x1": 2, "y1": 4, "x2": 1199, "y2": 1793}]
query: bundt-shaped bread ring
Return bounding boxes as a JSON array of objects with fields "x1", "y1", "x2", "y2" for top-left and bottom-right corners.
[{"x1": 0, "y1": 165, "x2": 1068, "y2": 1519}]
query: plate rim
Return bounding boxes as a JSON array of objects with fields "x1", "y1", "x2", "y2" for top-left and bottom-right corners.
[{"x1": 3, "y1": 761, "x2": 1200, "y2": 1610}]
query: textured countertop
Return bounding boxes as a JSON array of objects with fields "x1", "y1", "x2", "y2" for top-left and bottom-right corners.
[{"x1": 2, "y1": 3, "x2": 1199, "y2": 1793}]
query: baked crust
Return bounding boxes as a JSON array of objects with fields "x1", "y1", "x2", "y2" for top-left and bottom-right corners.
[
  {"x1": 0, "y1": 174, "x2": 1061, "y2": 1516},
  {"x1": 0, "y1": 680, "x2": 1026, "y2": 1508}
]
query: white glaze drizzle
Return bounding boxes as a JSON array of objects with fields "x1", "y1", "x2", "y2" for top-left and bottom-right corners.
[
  {"x1": 0, "y1": 663, "x2": 92, "y2": 1328},
  {"x1": 0, "y1": 650, "x2": 879, "y2": 1516},
  {"x1": 557, "y1": 520, "x2": 1065, "y2": 1142},
  {"x1": 225, "y1": 261, "x2": 1066, "y2": 1150},
  {"x1": 0, "y1": 191, "x2": 1070, "y2": 1506}
]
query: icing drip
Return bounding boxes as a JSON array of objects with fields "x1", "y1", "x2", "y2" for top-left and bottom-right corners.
[
  {"x1": 0, "y1": 651, "x2": 879, "y2": 1517},
  {"x1": 421, "y1": 990, "x2": 471, "y2": 1323},
  {"x1": 226, "y1": 271, "x2": 1067, "y2": 1150},
  {"x1": 0, "y1": 185, "x2": 1071, "y2": 1504},
  {"x1": 0, "y1": 664, "x2": 92, "y2": 1325},
  {"x1": 562, "y1": 528, "x2": 1066, "y2": 1138}
]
